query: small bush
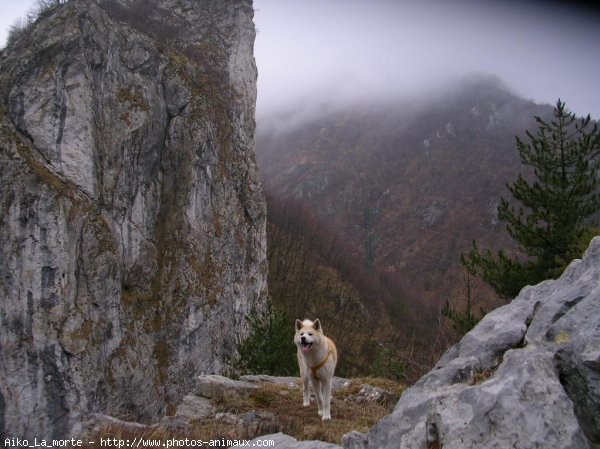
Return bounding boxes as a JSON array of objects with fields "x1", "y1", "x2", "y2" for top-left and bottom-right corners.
[
  {"x1": 369, "y1": 345, "x2": 407, "y2": 381},
  {"x1": 6, "y1": 17, "x2": 32, "y2": 47},
  {"x1": 33, "y1": 0, "x2": 70, "y2": 18},
  {"x1": 4, "y1": 0, "x2": 70, "y2": 48},
  {"x1": 234, "y1": 302, "x2": 298, "y2": 376}
]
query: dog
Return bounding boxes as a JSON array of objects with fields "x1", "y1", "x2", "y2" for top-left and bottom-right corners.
[{"x1": 294, "y1": 318, "x2": 338, "y2": 420}]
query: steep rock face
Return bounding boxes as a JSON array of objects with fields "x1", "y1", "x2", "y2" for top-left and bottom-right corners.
[
  {"x1": 0, "y1": 0, "x2": 266, "y2": 439},
  {"x1": 361, "y1": 237, "x2": 600, "y2": 449}
]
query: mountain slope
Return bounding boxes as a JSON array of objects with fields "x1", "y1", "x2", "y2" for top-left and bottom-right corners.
[{"x1": 257, "y1": 75, "x2": 553, "y2": 327}]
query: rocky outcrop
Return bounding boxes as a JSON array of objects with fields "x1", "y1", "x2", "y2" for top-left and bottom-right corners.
[
  {"x1": 0, "y1": 0, "x2": 266, "y2": 439},
  {"x1": 357, "y1": 236, "x2": 600, "y2": 448},
  {"x1": 176, "y1": 374, "x2": 351, "y2": 422},
  {"x1": 73, "y1": 374, "x2": 356, "y2": 441}
]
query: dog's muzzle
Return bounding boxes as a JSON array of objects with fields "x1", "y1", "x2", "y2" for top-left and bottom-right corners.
[{"x1": 300, "y1": 336, "x2": 313, "y2": 352}]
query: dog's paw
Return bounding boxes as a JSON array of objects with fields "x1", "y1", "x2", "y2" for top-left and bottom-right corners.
[
  {"x1": 321, "y1": 414, "x2": 331, "y2": 421},
  {"x1": 317, "y1": 409, "x2": 323, "y2": 416},
  {"x1": 303, "y1": 400, "x2": 310, "y2": 407}
]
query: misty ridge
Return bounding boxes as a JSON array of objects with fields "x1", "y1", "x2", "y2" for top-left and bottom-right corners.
[
  {"x1": 256, "y1": 73, "x2": 539, "y2": 138},
  {"x1": 254, "y1": 65, "x2": 600, "y2": 378},
  {"x1": 254, "y1": 0, "x2": 600, "y2": 136}
]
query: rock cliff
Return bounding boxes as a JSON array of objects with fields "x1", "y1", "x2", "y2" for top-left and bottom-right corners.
[{"x1": 0, "y1": 0, "x2": 266, "y2": 439}]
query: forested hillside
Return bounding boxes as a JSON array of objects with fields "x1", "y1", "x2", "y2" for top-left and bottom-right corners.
[{"x1": 258, "y1": 75, "x2": 556, "y2": 374}]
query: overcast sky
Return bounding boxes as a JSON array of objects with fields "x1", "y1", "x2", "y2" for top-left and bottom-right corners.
[
  {"x1": 2, "y1": 0, "x2": 599, "y2": 120},
  {"x1": 253, "y1": 0, "x2": 600, "y2": 121},
  {"x1": 0, "y1": 1, "x2": 34, "y2": 45}
]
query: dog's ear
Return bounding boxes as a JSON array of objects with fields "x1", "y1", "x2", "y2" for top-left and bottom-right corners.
[
  {"x1": 313, "y1": 319, "x2": 322, "y2": 332},
  {"x1": 295, "y1": 319, "x2": 303, "y2": 331}
]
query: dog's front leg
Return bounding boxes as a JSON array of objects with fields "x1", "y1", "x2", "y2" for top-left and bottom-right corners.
[
  {"x1": 313, "y1": 378, "x2": 324, "y2": 416},
  {"x1": 301, "y1": 368, "x2": 311, "y2": 406},
  {"x1": 321, "y1": 377, "x2": 332, "y2": 420},
  {"x1": 298, "y1": 352, "x2": 311, "y2": 406}
]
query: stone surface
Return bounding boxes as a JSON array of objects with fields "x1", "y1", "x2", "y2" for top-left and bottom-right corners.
[
  {"x1": 0, "y1": 0, "x2": 266, "y2": 439},
  {"x1": 341, "y1": 431, "x2": 368, "y2": 449},
  {"x1": 344, "y1": 384, "x2": 399, "y2": 409},
  {"x1": 240, "y1": 374, "x2": 302, "y2": 388},
  {"x1": 237, "y1": 411, "x2": 279, "y2": 435},
  {"x1": 195, "y1": 374, "x2": 259, "y2": 400},
  {"x1": 231, "y1": 432, "x2": 342, "y2": 449},
  {"x1": 174, "y1": 395, "x2": 215, "y2": 421},
  {"x1": 360, "y1": 237, "x2": 600, "y2": 449},
  {"x1": 240, "y1": 374, "x2": 352, "y2": 392},
  {"x1": 70, "y1": 413, "x2": 153, "y2": 440}
]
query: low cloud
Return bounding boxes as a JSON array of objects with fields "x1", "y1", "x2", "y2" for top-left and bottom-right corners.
[{"x1": 254, "y1": 0, "x2": 600, "y2": 122}]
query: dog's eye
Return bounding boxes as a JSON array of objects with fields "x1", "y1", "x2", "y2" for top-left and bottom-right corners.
[{"x1": 308, "y1": 333, "x2": 313, "y2": 336}]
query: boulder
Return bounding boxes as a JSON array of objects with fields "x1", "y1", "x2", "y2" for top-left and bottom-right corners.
[
  {"x1": 195, "y1": 375, "x2": 259, "y2": 400},
  {"x1": 360, "y1": 236, "x2": 600, "y2": 449},
  {"x1": 174, "y1": 395, "x2": 215, "y2": 421}
]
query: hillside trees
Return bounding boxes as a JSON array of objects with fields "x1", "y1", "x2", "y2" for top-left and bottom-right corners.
[
  {"x1": 261, "y1": 191, "x2": 438, "y2": 380},
  {"x1": 264, "y1": 192, "x2": 375, "y2": 376},
  {"x1": 462, "y1": 100, "x2": 600, "y2": 299}
]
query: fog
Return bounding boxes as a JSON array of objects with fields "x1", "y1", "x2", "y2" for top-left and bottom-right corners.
[
  {"x1": 253, "y1": 0, "x2": 600, "y2": 124},
  {"x1": 2, "y1": 0, "x2": 599, "y2": 123}
]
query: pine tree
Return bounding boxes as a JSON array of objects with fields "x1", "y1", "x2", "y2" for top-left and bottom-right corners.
[
  {"x1": 442, "y1": 269, "x2": 485, "y2": 336},
  {"x1": 462, "y1": 100, "x2": 600, "y2": 299}
]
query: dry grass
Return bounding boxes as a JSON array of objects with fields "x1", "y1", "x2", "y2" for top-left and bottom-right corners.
[
  {"x1": 81, "y1": 378, "x2": 405, "y2": 447},
  {"x1": 469, "y1": 367, "x2": 497, "y2": 385}
]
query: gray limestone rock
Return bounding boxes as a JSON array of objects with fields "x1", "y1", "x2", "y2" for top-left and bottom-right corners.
[
  {"x1": 240, "y1": 374, "x2": 302, "y2": 388},
  {"x1": 239, "y1": 374, "x2": 352, "y2": 392},
  {"x1": 174, "y1": 395, "x2": 215, "y2": 421},
  {"x1": 231, "y1": 432, "x2": 342, "y2": 449},
  {"x1": 360, "y1": 237, "x2": 600, "y2": 449},
  {"x1": 70, "y1": 413, "x2": 152, "y2": 440},
  {"x1": 194, "y1": 374, "x2": 259, "y2": 400},
  {"x1": 341, "y1": 431, "x2": 368, "y2": 449},
  {"x1": 0, "y1": 0, "x2": 266, "y2": 439}
]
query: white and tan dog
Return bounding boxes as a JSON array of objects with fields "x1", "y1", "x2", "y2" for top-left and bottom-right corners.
[{"x1": 294, "y1": 319, "x2": 338, "y2": 420}]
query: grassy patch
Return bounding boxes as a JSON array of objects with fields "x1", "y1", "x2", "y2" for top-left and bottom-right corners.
[{"x1": 82, "y1": 378, "x2": 405, "y2": 446}]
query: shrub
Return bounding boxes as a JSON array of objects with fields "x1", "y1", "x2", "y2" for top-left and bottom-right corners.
[
  {"x1": 6, "y1": 17, "x2": 32, "y2": 47},
  {"x1": 234, "y1": 302, "x2": 298, "y2": 376},
  {"x1": 369, "y1": 345, "x2": 407, "y2": 381},
  {"x1": 4, "y1": 0, "x2": 70, "y2": 48}
]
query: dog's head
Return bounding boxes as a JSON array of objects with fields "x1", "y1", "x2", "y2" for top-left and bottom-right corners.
[{"x1": 294, "y1": 319, "x2": 324, "y2": 353}]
